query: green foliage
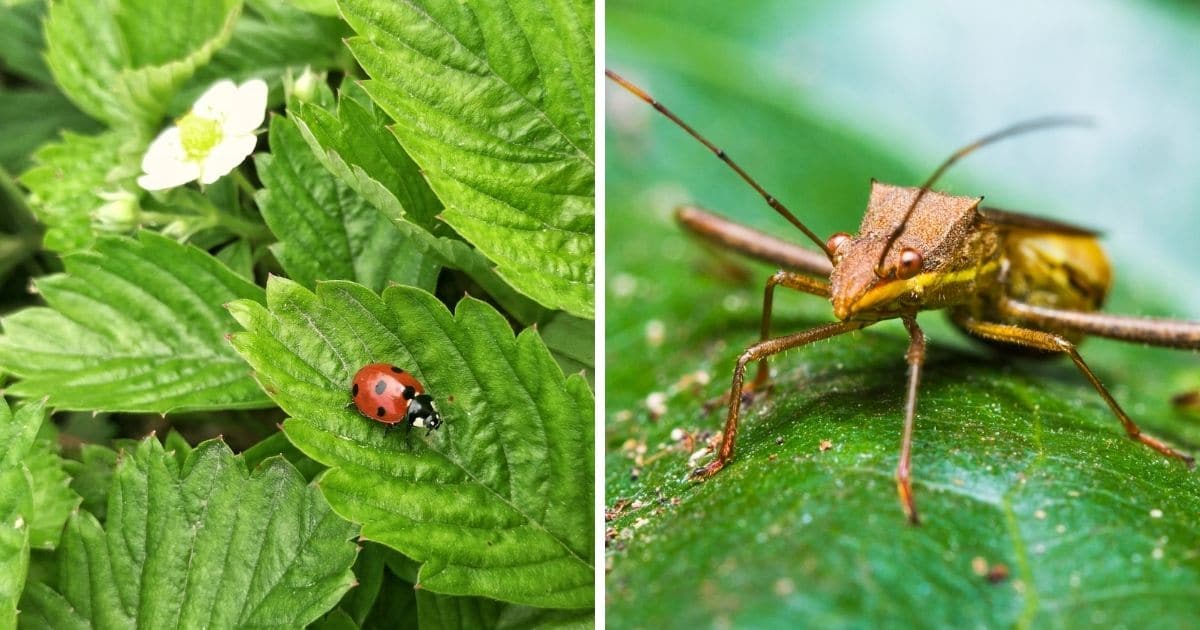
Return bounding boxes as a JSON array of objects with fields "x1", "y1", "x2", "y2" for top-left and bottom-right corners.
[
  {"x1": 0, "y1": 399, "x2": 48, "y2": 627},
  {"x1": 290, "y1": 80, "x2": 548, "y2": 326},
  {"x1": 0, "y1": 89, "x2": 98, "y2": 174},
  {"x1": 607, "y1": 2, "x2": 1200, "y2": 627},
  {"x1": 0, "y1": 232, "x2": 270, "y2": 412},
  {"x1": 338, "y1": 0, "x2": 596, "y2": 318},
  {"x1": 256, "y1": 114, "x2": 439, "y2": 291},
  {"x1": 0, "y1": 0, "x2": 593, "y2": 625},
  {"x1": 229, "y1": 278, "x2": 594, "y2": 609},
  {"x1": 18, "y1": 130, "x2": 130, "y2": 252},
  {"x1": 44, "y1": 0, "x2": 242, "y2": 128},
  {"x1": 187, "y1": 0, "x2": 351, "y2": 93},
  {"x1": 19, "y1": 437, "x2": 360, "y2": 628}
]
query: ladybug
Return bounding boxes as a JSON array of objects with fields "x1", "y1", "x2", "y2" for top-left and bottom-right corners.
[{"x1": 350, "y1": 363, "x2": 443, "y2": 435}]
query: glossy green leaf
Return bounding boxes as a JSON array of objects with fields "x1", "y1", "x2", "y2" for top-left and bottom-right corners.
[
  {"x1": 0, "y1": 232, "x2": 271, "y2": 412},
  {"x1": 290, "y1": 89, "x2": 548, "y2": 325},
  {"x1": 43, "y1": 0, "x2": 241, "y2": 128},
  {"x1": 338, "y1": 0, "x2": 596, "y2": 318},
  {"x1": 256, "y1": 114, "x2": 439, "y2": 292},
  {"x1": 607, "y1": 1, "x2": 1200, "y2": 627},
  {"x1": 0, "y1": 399, "x2": 47, "y2": 628},
  {"x1": 228, "y1": 278, "x2": 594, "y2": 609},
  {"x1": 19, "y1": 437, "x2": 359, "y2": 628}
]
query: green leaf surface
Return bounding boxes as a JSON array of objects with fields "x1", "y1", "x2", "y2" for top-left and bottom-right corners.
[
  {"x1": 256, "y1": 114, "x2": 439, "y2": 292},
  {"x1": 290, "y1": 90, "x2": 548, "y2": 325},
  {"x1": 184, "y1": 0, "x2": 351, "y2": 103},
  {"x1": 607, "y1": 1, "x2": 1200, "y2": 627},
  {"x1": 19, "y1": 437, "x2": 359, "y2": 628},
  {"x1": 339, "y1": 0, "x2": 596, "y2": 318},
  {"x1": 228, "y1": 278, "x2": 594, "y2": 609},
  {"x1": 0, "y1": 88, "x2": 100, "y2": 175},
  {"x1": 417, "y1": 589, "x2": 593, "y2": 630},
  {"x1": 0, "y1": 231, "x2": 272, "y2": 412},
  {"x1": 44, "y1": 0, "x2": 242, "y2": 128},
  {"x1": 24, "y1": 421, "x2": 82, "y2": 551},
  {"x1": 63, "y1": 444, "x2": 118, "y2": 521},
  {"x1": 0, "y1": 0, "x2": 51, "y2": 83},
  {"x1": 0, "y1": 399, "x2": 46, "y2": 628},
  {"x1": 18, "y1": 130, "x2": 129, "y2": 252}
]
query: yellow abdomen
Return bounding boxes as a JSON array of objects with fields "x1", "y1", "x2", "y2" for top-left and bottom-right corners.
[{"x1": 953, "y1": 228, "x2": 1111, "y2": 344}]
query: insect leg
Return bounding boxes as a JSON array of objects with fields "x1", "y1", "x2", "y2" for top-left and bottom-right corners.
[
  {"x1": 754, "y1": 271, "x2": 831, "y2": 389},
  {"x1": 691, "y1": 320, "x2": 870, "y2": 481},
  {"x1": 897, "y1": 316, "x2": 926, "y2": 525},
  {"x1": 960, "y1": 319, "x2": 1195, "y2": 465}
]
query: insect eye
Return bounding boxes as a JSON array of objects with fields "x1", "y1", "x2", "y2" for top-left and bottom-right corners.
[
  {"x1": 825, "y1": 232, "x2": 852, "y2": 260},
  {"x1": 896, "y1": 248, "x2": 923, "y2": 279}
]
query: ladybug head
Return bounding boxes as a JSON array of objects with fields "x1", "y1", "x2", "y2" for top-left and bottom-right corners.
[{"x1": 407, "y1": 393, "x2": 443, "y2": 433}]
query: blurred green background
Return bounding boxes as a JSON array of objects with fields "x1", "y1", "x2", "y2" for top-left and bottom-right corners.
[{"x1": 606, "y1": 1, "x2": 1200, "y2": 627}]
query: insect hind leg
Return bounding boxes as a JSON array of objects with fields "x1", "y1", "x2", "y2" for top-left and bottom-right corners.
[{"x1": 959, "y1": 318, "x2": 1194, "y2": 466}]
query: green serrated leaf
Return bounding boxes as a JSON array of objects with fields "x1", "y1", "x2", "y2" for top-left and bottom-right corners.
[
  {"x1": 24, "y1": 422, "x2": 82, "y2": 551},
  {"x1": 184, "y1": 0, "x2": 351, "y2": 104},
  {"x1": 0, "y1": 398, "x2": 46, "y2": 628},
  {"x1": 338, "y1": 0, "x2": 595, "y2": 318},
  {"x1": 0, "y1": 231, "x2": 272, "y2": 412},
  {"x1": 228, "y1": 278, "x2": 594, "y2": 609},
  {"x1": 43, "y1": 0, "x2": 242, "y2": 128},
  {"x1": 417, "y1": 589, "x2": 594, "y2": 630},
  {"x1": 0, "y1": 467, "x2": 32, "y2": 629},
  {"x1": 18, "y1": 130, "x2": 129, "y2": 252},
  {"x1": 256, "y1": 114, "x2": 439, "y2": 292},
  {"x1": 291, "y1": 92, "x2": 549, "y2": 325},
  {"x1": 20, "y1": 437, "x2": 359, "y2": 628},
  {"x1": 63, "y1": 444, "x2": 118, "y2": 521}
]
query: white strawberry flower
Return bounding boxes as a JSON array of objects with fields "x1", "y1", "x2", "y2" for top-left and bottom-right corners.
[{"x1": 137, "y1": 78, "x2": 268, "y2": 191}]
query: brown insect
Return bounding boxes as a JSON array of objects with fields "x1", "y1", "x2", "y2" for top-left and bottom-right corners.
[{"x1": 608, "y1": 69, "x2": 1200, "y2": 524}]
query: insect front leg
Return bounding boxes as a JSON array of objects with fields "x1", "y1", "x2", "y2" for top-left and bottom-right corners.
[
  {"x1": 960, "y1": 319, "x2": 1195, "y2": 465},
  {"x1": 754, "y1": 271, "x2": 831, "y2": 390},
  {"x1": 897, "y1": 316, "x2": 926, "y2": 525},
  {"x1": 691, "y1": 320, "x2": 869, "y2": 481}
]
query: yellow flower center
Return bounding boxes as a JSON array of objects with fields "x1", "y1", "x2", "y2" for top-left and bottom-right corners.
[{"x1": 177, "y1": 112, "x2": 223, "y2": 161}]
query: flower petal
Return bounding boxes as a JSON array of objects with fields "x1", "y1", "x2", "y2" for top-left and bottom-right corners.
[
  {"x1": 141, "y1": 127, "x2": 186, "y2": 173},
  {"x1": 138, "y1": 160, "x2": 201, "y2": 191},
  {"x1": 224, "y1": 78, "x2": 269, "y2": 135},
  {"x1": 198, "y1": 134, "x2": 257, "y2": 184},
  {"x1": 192, "y1": 79, "x2": 238, "y2": 120}
]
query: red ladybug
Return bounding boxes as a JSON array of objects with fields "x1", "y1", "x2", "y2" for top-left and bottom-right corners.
[{"x1": 350, "y1": 363, "x2": 442, "y2": 434}]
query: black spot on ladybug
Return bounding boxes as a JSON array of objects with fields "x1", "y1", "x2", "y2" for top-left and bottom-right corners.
[
  {"x1": 390, "y1": 366, "x2": 404, "y2": 373},
  {"x1": 375, "y1": 380, "x2": 387, "y2": 395},
  {"x1": 352, "y1": 383, "x2": 359, "y2": 396},
  {"x1": 402, "y1": 386, "x2": 415, "y2": 400},
  {"x1": 376, "y1": 407, "x2": 385, "y2": 417}
]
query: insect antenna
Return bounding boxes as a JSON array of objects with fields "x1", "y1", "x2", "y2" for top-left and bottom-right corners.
[
  {"x1": 874, "y1": 115, "x2": 1093, "y2": 278},
  {"x1": 606, "y1": 69, "x2": 834, "y2": 259}
]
